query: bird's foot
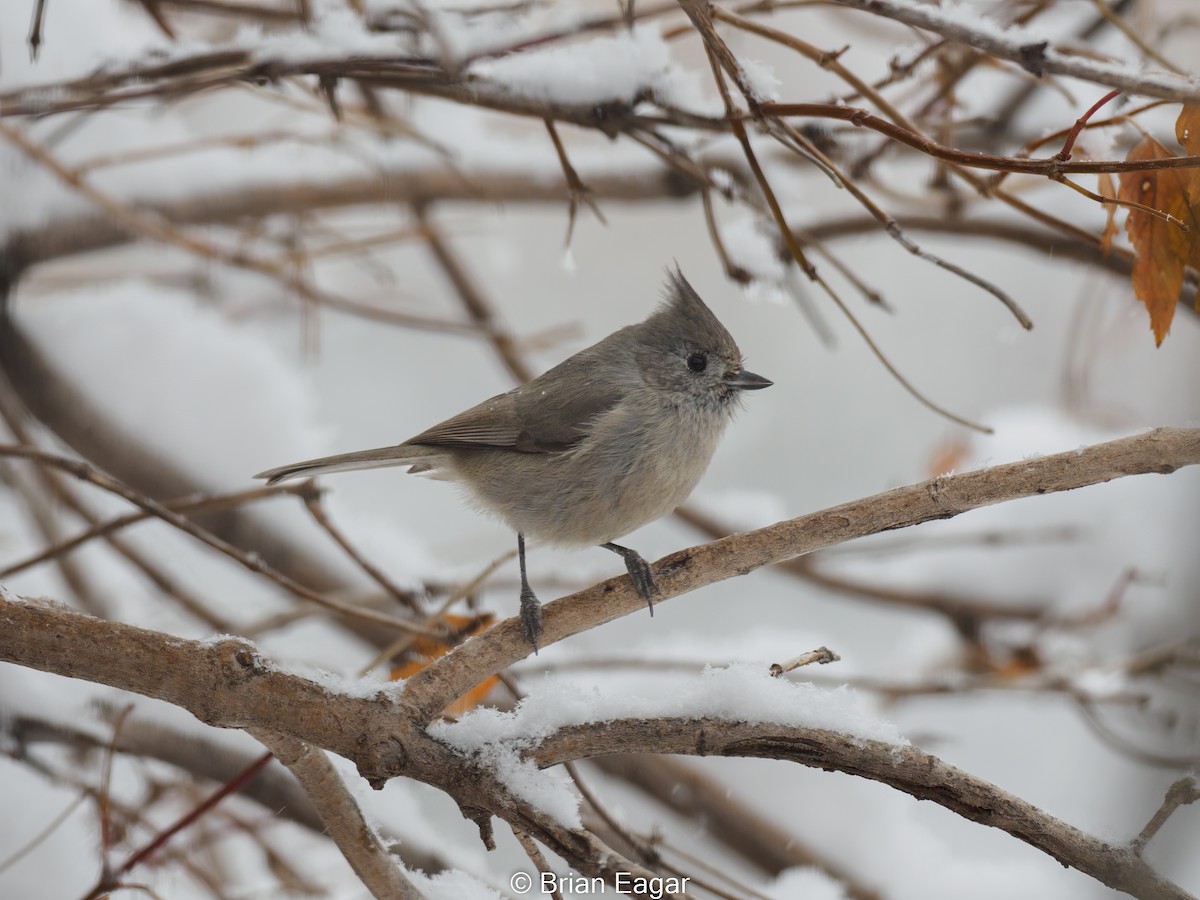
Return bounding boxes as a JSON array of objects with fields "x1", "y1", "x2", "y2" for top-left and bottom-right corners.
[
  {"x1": 519, "y1": 586, "x2": 543, "y2": 652},
  {"x1": 603, "y1": 543, "x2": 657, "y2": 616}
]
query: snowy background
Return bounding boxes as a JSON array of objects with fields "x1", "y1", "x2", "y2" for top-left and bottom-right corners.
[{"x1": 1, "y1": 0, "x2": 1198, "y2": 897}]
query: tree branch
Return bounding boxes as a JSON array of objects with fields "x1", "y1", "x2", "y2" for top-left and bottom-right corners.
[
  {"x1": 247, "y1": 729, "x2": 422, "y2": 899},
  {"x1": 823, "y1": 0, "x2": 1200, "y2": 102},
  {"x1": 2, "y1": 587, "x2": 1193, "y2": 899},
  {"x1": 531, "y1": 718, "x2": 1194, "y2": 900},
  {"x1": 2, "y1": 166, "x2": 692, "y2": 274},
  {"x1": 401, "y1": 427, "x2": 1200, "y2": 723},
  {"x1": 0, "y1": 590, "x2": 667, "y2": 891}
]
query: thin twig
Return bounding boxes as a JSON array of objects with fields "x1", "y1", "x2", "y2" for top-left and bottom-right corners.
[
  {"x1": 359, "y1": 549, "x2": 516, "y2": 674},
  {"x1": 112, "y1": 753, "x2": 274, "y2": 880},
  {"x1": 684, "y1": 7, "x2": 993, "y2": 431},
  {"x1": 544, "y1": 118, "x2": 608, "y2": 246},
  {"x1": 417, "y1": 206, "x2": 535, "y2": 383},
  {"x1": 301, "y1": 488, "x2": 425, "y2": 614},
  {"x1": 769, "y1": 646, "x2": 841, "y2": 676},
  {"x1": 758, "y1": 102, "x2": 1200, "y2": 176},
  {"x1": 1056, "y1": 89, "x2": 1123, "y2": 161},
  {"x1": 1087, "y1": 0, "x2": 1182, "y2": 74},
  {"x1": 27, "y1": 0, "x2": 48, "y2": 59},
  {"x1": 0, "y1": 444, "x2": 436, "y2": 635},
  {"x1": 97, "y1": 705, "x2": 136, "y2": 879},
  {"x1": 0, "y1": 791, "x2": 86, "y2": 875},
  {"x1": 0, "y1": 122, "x2": 483, "y2": 337},
  {"x1": 0, "y1": 482, "x2": 308, "y2": 581},
  {"x1": 1131, "y1": 777, "x2": 1200, "y2": 855},
  {"x1": 514, "y1": 830, "x2": 563, "y2": 900}
]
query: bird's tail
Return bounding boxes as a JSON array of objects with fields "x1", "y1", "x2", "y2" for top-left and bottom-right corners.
[{"x1": 254, "y1": 444, "x2": 437, "y2": 485}]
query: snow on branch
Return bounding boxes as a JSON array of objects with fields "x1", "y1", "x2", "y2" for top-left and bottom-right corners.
[
  {"x1": 2, "y1": 427, "x2": 1200, "y2": 897},
  {"x1": 401, "y1": 427, "x2": 1200, "y2": 723},
  {"x1": 825, "y1": 0, "x2": 1200, "y2": 102}
]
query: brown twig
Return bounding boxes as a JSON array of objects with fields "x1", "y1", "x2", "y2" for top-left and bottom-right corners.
[
  {"x1": 544, "y1": 118, "x2": 608, "y2": 246},
  {"x1": 300, "y1": 487, "x2": 426, "y2": 614},
  {"x1": 0, "y1": 121, "x2": 483, "y2": 337},
  {"x1": 759, "y1": 102, "x2": 1200, "y2": 176},
  {"x1": 513, "y1": 830, "x2": 563, "y2": 900},
  {"x1": 248, "y1": 730, "x2": 421, "y2": 898},
  {"x1": 683, "y1": 5, "x2": 992, "y2": 432},
  {"x1": 417, "y1": 205, "x2": 535, "y2": 383},
  {"x1": 1131, "y1": 777, "x2": 1200, "y2": 855},
  {"x1": 821, "y1": 0, "x2": 1200, "y2": 102},
  {"x1": 0, "y1": 482, "x2": 308, "y2": 581},
  {"x1": 1056, "y1": 89, "x2": 1123, "y2": 161},
  {"x1": 1087, "y1": 0, "x2": 1182, "y2": 74},
  {"x1": 769, "y1": 646, "x2": 841, "y2": 676},
  {"x1": 109, "y1": 752, "x2": 273, "y2": 884},
  {"x1": 27, "y1": 0, "x2": 48, "y2": 60},
  {"x1": 0, "y1": 375, "x2": 233, "y2": 628}
]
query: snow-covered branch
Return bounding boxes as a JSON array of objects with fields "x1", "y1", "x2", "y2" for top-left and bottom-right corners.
[
  {"x1": 2, "y1": 584, "x2": 1195, "y2": 899},
  {"x1": 0, "y1": 590, "x2": 667, "y2": 893},
  {"x1": 401, "y1": 427, "x2": 1200, "y2": 723},
  {"x1": 4, "y1": 426, "x2": 1200, "y2": 894},
  {"x1": 528, "y1": 717, "x2": 1191, "y2": 900},
  {"x1": 825, "y1": 0, "x2": 1200, "y2": 102}
]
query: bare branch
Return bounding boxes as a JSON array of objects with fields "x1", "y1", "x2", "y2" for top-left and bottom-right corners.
[
  {"x1": 0, "y1": 592, "x2": 664, "y2": 888},
  {"x1": 0, "y1": 122, "x2": 481, "y2": 337},
  {"x1": 248, "y1": 729, "x2": 424, "y2": 899},
  {"x1": 592, "y1": 755, "x2": 881, "y2": 900},
  {"x1": 3, "y1": 166, "x2": 692, "y2": 274},
  {"x1": 0, "y1": 444, "x2": 434, "y2": 635},
  {"x1": 1131, "y1": 777, "x2": 1200, "y2": 856},
  {"x1": 530, "y1": 718, "x2": 1193, "y2": 900}
]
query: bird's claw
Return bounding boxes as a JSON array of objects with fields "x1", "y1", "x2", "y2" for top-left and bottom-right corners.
[{"x1": 519, "y1": 586, "x2": 543, "y2": 652}]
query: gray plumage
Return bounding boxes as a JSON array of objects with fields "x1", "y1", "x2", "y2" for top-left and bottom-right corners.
[{"x1": 255, "y1": 269, "x2": 770, "y2": 645}]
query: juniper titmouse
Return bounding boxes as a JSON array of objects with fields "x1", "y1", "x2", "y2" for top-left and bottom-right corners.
[{"x1": 256, "y1": 269, "x2": 771, "y2": 648}]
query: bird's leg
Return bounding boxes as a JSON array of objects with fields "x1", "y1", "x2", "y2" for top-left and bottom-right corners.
[
  {"x1": 517, "y1": 532, "x2": 543, "y2": 651},
  {"x1": 601, "y1": 542, "x2": 656, "y2": 616}
]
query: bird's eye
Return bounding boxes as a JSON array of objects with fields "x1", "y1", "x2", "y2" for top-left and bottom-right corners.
[{"x1": 686, "y1": 353, "x2": 708, "y2": 373}]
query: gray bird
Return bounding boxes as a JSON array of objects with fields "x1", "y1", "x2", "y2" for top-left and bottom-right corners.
[{"x1": 256, "y1": 270, "x2": 771, "y2": 648}]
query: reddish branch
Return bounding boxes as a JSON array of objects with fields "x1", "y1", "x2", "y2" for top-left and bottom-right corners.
[{"x1": 760, "y1": 103, "x2": 1200, "y2": 176}]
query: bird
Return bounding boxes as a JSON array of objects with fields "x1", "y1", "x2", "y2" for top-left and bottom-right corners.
[{"x1": 256, "y1": 269, "x2": 771, "y2": 648}]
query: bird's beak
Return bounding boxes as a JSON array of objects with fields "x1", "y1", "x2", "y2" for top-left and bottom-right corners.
[{"x1": 726, "y1": 369, "x2": 773, "y2": 391}]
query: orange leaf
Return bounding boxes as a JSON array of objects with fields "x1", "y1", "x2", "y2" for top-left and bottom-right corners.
[
  {"x1": 1117, "y1": 136, "x2": 1200, "y2": 345},
  {"x1": 1176, "y1": 104, "x2": 1200, "y2": 313},
  {"x1": 1175, "y1": 103, "x2": 1200, "y2": 158},
  {"x1": 390, "y1": 612, "x2": 498, "y2": 716},
  {"x1": 1096, "y1": 171, "x2": 1118, "y2": 254}
]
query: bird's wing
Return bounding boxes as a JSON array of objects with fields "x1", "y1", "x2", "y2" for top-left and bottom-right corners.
[{"x1": 409, "y1": 352, "x2": 627, "y2": 453}]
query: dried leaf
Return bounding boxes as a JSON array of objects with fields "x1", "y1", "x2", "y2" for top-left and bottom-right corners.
[
  {"x1": 1117, "y1": 136, "x2": 1200, "y2": 345},
  {"x1": 1175, "y1": 105, "x2": 1200, "y2": 312},
  {"x1": 1097, "y1": 171, "x2": 1119, "y2": 254},
  {"x1": 1171, "y1": 102, "x2": 1200, "y2": 187},
  {"x1": 391, "y1": 613, "x2": 498, "y2": 715}
]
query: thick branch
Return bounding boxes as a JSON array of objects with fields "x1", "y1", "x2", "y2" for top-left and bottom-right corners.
[
  {"x1": 0, "y1": 591, "x2": 664, "y2": 890},
  {"x1": 401, "y1": 427, "x2": 1200, "y2": 722},
  {"x1": 2, "y1": 167, "x2": 691, "y2": 275},
  {"x1": 532, "y1": 718, "x2": 1194, "y2": 900},
  {"x1": 2, "y1": 588, "x2": 1192, "y2": 899}
]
